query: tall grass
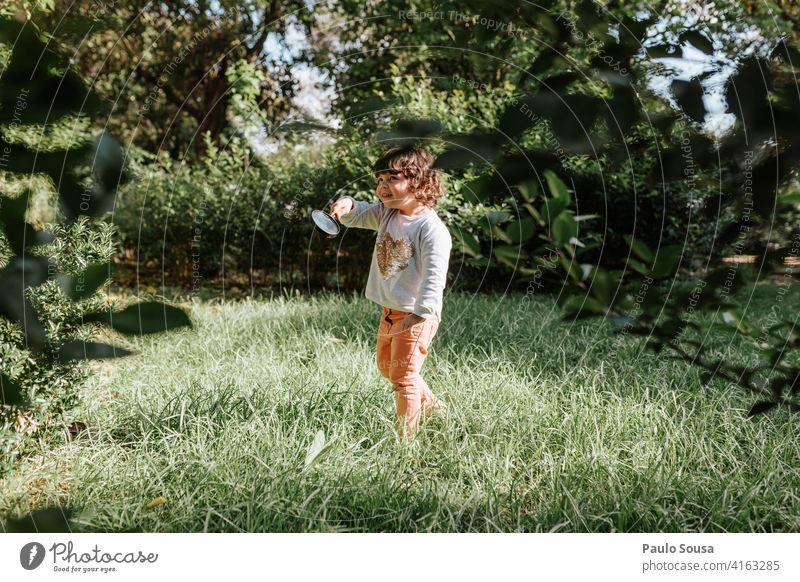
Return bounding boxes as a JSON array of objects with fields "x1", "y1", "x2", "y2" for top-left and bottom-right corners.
[{"x1": 1, "y1": 287, "x2": 799, "y2": 532}]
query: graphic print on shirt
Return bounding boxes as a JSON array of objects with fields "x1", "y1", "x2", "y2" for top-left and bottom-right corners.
[{"x1": 376, "y1": 231, "x2": 416, "y2": 279}]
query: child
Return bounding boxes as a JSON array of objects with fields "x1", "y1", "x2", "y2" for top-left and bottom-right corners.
[{"x1": 330, "y1": 147, "x2": 452, "y2": 437}]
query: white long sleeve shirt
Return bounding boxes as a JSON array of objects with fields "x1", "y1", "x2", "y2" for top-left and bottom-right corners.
[{"x1": 339, "y1": 196, "x2": 452, "y2": 319}]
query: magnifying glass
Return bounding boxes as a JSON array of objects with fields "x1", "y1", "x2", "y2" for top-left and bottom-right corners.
[{"x1": 311, "y1": 209, "x2": 340, "y2": 238}]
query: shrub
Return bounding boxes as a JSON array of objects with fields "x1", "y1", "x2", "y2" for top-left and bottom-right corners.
[
  {"x1": 1, "y1": 218, "x2": 115, "y2": 474},
  {"x1": 0, "y1": 15, "x2": 191, "y2": 484}
]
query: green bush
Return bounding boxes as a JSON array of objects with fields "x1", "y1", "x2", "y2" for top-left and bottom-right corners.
[
  {"x1": 115, "y1": 135, "x2": 370, "y2": 290},
  {"x1": 0, "y1": 15, "x2": 191, "y2": 487},
  {"x1": 111, "y1": 77, "x2": 521, "y2": 292},
  {"x1": 1, "y1": 217, "x2": 115, "y2": 474},
  {"x1": 113, "y1": 63, "x2": 724, "y2": 293}
]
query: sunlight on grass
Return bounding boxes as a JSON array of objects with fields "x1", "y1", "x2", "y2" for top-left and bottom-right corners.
[{"x1": 2, "y1": 290, "x2": 799, "y2": 532}]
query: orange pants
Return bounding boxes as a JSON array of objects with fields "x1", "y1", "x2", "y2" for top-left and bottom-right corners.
[{"x1": 376, "y1": 307, "x2": 441, "y2": 436}]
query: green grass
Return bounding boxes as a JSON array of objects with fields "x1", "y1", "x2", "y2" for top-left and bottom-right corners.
[{"x1": 2, "y1": 288, "x2": 800, "y2": 532}]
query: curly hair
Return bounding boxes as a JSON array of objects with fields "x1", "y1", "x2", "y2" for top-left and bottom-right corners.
[{"x1": 372, "y1": 146, "x2": 445, "y2": 208}]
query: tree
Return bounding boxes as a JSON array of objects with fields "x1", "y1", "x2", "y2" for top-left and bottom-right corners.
[{"x1": 35, "y1": 0, "x2": 315, "y2": 157}]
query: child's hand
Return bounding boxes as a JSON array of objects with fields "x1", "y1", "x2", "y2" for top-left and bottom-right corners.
[
  {"x1": 330, "y1": 198, "x2": 354, "y2": 220},
  {"x1": 400, "y1": 313, "x2": 427, "y2": 333}
]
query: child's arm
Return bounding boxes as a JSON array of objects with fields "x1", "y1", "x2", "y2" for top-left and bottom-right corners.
[
  {"x1": 331, "y1": 196, "x2": 383, "y2": 231},
  {"x1": 412, "y1": 222, "x2": 452, "y2": 319}
]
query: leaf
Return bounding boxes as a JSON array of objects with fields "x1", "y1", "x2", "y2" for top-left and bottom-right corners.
[
  {"x1": 486, "y1": 211, "x2": 511, "y2": 226},
  {"x1": 626, "y1": 257, "x2": 650, "y2": 275},
  {"x1": 747, "y1": 401, "x2": 777, "y2": 417},
  {"x1": 279, "y1": 120, "x2": 337, "y2": 134},
  {"x1": 650, "y1": 245, "x2": 682, "y2": 278},
  {"x1": 491, "y1": 225, "x2": 513, "y2": 244},
  {"x1": 623, "y1": 235, "x2": 654, "y2": 263},
  {"x1": 376, "y1": 118, "x2": 442, "y2": 147},
  {"x1": 779, "y1": 192, "x2": 800, "y2": 205},
  {"x1": 433, "y1": 148, "x2": 489, "y2": 171},
  {"x1": 0, "y1": 190, "x2": 54, "y2": 255},
  {"x1": 0, "y1": 21, "x2": 100, "y2": 126},
  {"x1": 0, "y1": 372, "x2": 26, "y2": 407},
  {"x1": 725, "y1": 57, "x2": 770, "y2": 127},
  {"x1": 543, "y1": 170, "x2": 570, "y2": 201},
  {"x1": 540, "y1": 196, "x2": 568, "y2": 223},
  {"x1": 589, "y1": 267, "x2": 614, "y2": 306},
  {"x1": 83, "y1": 301, "x2": 192, "y2": 335},
  {"x1": 679, "y1": 30, "x2": 714, "y2": 54},
  {"x1": 517, "y1": 180, "x2": 540, "y2": 203},
  {"x1": 468, "y1": 256, "x2": 490, "y2": 268},
  {"x1": 646, "y1": 44, "x2": 679, "y2": 59},
  {"x1": 552, "y1": 213, "x2": 578, "y2": 244},
  {"x1": 569, "y1": 237, "x2": 585, "y2": 248},
  {"x1": 345, "y1": 96, "x2": 398, "y2": 122},
  {"x1": 494, "y1": 245, "x2": 525, "y2": 268},
  {"x1": 0, "y1": 256, "x2": 49, "y2": 349},
  {"x1": 561, "y1": 295, "x2": 607, "y2": 319},
  {"x1": 92, "y1": 132, "x2": 127, "y2": 192},
  {"x1": 3, "y1": 508, "x2": 74, "y2": 533},
  {"x1": 58, "y1": 341, "x2": 133, "y2": 361},
  {"x1": 559, "y1": 255, "x2": 582, "y2": 282},
  {"x1": 57, "y1": 262, "x2": 111, "y2": 301},
  {"x1": 505, "y1": 218, "x2": 535, "y2": 243},
  {"x1": 672, "y1": 78, "x2": 706, "y2": 125},
  {"x1": 304, "y1": 430, "x2": 327, "y2": 469},
  {"x1": 575, "y1": 214, "x2": 600, "y2": 222},
  {"x1": 461, "y1": 175, "x2": 492, "y2": 204},
  {"x1": 146, "y1": 496, "x2": 167, "y2": 509},
  {"x1": 453, "y1": 230, "x2": 481, "y2": 258}
]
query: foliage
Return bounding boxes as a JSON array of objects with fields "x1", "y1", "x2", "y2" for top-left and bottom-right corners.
[
  {"x1": 1, "y1": 218, "x2": 116, "y2": 472},
  {"x1": 305, "y1": 0, "x2": 770, "y2": 277},
  {"x1": 114, "y1": 135, "x2": 373, "y2": 290},
  {"x1": 418, "y1": 2, "x2": 800, "y2": 415},
  {"x1": 108, "y1": 50, "x2": 538, "y2": 291},
  {"x1": 36, "y1": 0, "x2": 317, "y2": 158},
  {"x1": 49, "y1": 0, "x2": 796, "y2": 290},
  {"x1": 0, "y1": 15, "x2": 191, "y2": 483}
]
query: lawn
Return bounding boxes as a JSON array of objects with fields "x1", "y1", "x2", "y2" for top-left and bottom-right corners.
[{"x1": 2, "y1": 287, "x2": 799, "y2": 532}]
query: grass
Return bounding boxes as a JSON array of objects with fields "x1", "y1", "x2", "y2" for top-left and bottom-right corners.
[{"x1": 1, "y1": 287, "x2": 799, "y2": 532}]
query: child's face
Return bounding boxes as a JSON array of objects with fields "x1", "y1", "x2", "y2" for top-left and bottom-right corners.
[{"x1": 376, "y1": 170, "x2": 421, "y2": 213}]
